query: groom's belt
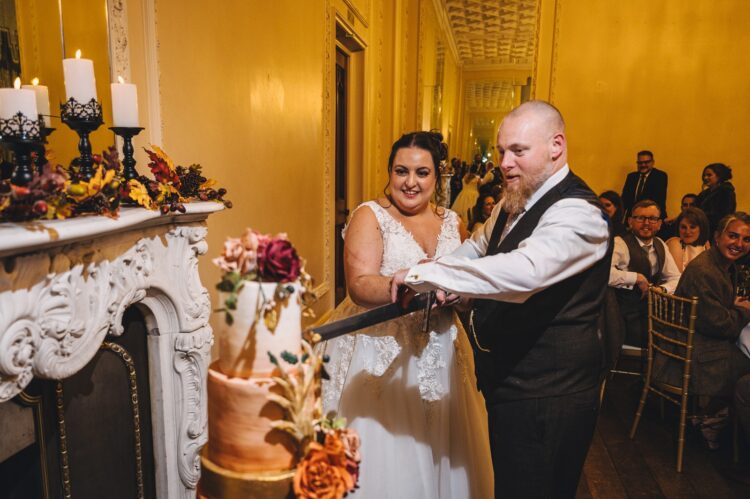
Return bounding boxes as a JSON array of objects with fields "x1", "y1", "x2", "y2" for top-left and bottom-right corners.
[{"x1": 310, "y1": 293, "x2": 432, "y2": 342}]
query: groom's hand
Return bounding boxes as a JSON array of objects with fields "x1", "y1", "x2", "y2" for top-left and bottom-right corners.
[{"x1": 436, "y1": 290, "x2": 460, "y2": 306}]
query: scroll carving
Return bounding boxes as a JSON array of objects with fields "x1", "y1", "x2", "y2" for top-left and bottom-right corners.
[
  {"x1": 0, "y1": 223, "x2": 209, "y2": 403},
  {"x1": 174, "y1": 327, "x2": 213, "y2": 489}
]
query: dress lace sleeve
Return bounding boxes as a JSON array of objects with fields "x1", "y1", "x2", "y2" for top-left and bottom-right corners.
[{"x1": 342, "y1": 200, "x2": 393, "y2": 239}]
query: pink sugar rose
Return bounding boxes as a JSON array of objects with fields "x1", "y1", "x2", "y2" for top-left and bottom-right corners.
[
  {"x1": 213, "y1": 237, "x2": 256, "y2": 274},
  {"x1": 240, "y1": 228, "x2": 261, "y2": 252}
]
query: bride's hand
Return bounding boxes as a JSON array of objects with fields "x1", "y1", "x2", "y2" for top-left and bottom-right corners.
[{"x1": 390, "y1": 269, "x2": 409, "y2": 303}]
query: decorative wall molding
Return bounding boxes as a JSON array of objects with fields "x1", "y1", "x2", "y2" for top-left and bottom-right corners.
[
  {"x1": 530, "y1": 0, "x2": 544, "y2": 98},
  {"x1": 399, "y1": 0, "x2": 410, "y2": 131},
  {"x1": 416, "y1": 0, "x2": 427, "y2": 127},
  {"x1": 374, "y1": 0, "x2": 385, "y2": 197},
  {"x1": 342, "y1": 0, "x2": 370, "y2": 28},
  {"x1": 141, "y1": 0, "x2": 164, "y2": 146},
  {"x1": 323, "y1": 0, "x2": 334, "y2": 299},
  {"x1": 0, "y1": 203, "x2": 222, "y2": 497},
  {"x1": 431, "y1": 0, "x2": 461, "y2": 66},
  {"x1": 548, "y1": 0, "x2": 562, "y2": 103},
  {"x1": 108, "y1": 0, "x2": 132, "y2": 81}
]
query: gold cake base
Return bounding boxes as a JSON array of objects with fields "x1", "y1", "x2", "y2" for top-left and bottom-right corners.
[{"x1": 198, "y1": 450, "x2": 295, "y2": 499}]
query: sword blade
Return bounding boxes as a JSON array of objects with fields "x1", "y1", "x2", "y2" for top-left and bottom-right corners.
[{"x1": 311, "y1": 293, "x2": 430, "y2": 341}]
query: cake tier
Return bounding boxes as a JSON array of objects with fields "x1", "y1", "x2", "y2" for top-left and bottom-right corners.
[
  {"x1": 207, "y1": 364, "x2": 297, "y2": 473},
  {"x1": 198, "y1": 451, "x2": 295, "y2": 499},
  {"x1": 217, "y1": 281, "x2": 302, "y2": 378}
]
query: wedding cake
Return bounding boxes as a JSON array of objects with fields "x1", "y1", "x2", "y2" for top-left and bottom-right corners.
[
  {"x1": 200, "y1": 230, "x2": 303, "y2": 498},
  {"x1": 206, "y1": 280, "x2": 302, "y2": 473},
  {"x1": 200, "y1": 229, "x2": 361, "y2": 499}
]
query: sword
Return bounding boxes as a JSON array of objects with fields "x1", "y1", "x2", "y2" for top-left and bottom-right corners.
[{"x1": 310, "y1": 292, "x2": 435, "y2": 342}]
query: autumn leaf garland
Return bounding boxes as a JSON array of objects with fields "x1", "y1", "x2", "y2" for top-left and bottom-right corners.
[{"x1": 0, "y1": 145, "x2": 231, "y2": 222}]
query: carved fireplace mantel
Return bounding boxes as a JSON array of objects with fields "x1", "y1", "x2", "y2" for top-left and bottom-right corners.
[{"x1": 0, "y1": 201, "x2": 223, "y2": 498}]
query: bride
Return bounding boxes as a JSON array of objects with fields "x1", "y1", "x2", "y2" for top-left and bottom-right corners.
[{"x1": 321, "y1": 131, "x2": 493, "y2": 498}]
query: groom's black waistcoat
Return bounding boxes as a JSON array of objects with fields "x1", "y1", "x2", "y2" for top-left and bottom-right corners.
[{"x1": 470, "y1": 172, "x2": 612, "y2": 403}]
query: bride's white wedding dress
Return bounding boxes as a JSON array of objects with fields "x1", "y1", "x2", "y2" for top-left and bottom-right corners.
[{"x1": 321, "y1": 201, "x2": 493, "y2": 498}]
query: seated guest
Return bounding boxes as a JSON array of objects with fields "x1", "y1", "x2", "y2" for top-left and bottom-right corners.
[
  {"x1": 657, "y1": 213, "x2": 750, "y2": 448},
  {"x1": 665, "y1": 207, "x2": 710, "y2": 272},
  {"x1": 695, "y1": 163, "x2": 737, "y2": 234},
  {"x1": 609, "y1": 200, "x2": 682, "y2": 348},
  {"x1": 468, "y1": 194, "x2": 496, "y2": 233},
  {"x1": 658, "y1": 193, "x2": 698, "y2": 240},
  {"x1": 599, "y1": 190, "x2": 626, "y2": 237}
]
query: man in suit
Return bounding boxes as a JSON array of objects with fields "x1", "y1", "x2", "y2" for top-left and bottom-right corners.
[
  {"x1": 608, "y1": 199, "x2": 682, "y2": 349},
  {"x1": 391, "y1": 101, "x2": 611, "y2": 498},
  {"x1": 621, "y1": 150, "x2": 668, "y2": 218}
]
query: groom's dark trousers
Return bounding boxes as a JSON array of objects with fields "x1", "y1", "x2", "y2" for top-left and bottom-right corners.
[
  {"x1": 469, "y1": 172, "x2": 612, "y2": 498},
  {"x1": 486, "y1": 386, "x2": 599, "y2": 498}
]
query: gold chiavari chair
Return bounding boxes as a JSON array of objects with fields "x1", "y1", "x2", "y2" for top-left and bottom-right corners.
[{"x1": 629, "y1": 287, "x2": 698, "y2": 472}]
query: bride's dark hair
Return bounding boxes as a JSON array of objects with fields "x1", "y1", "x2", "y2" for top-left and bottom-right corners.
[{"x1": 382, "y1": 130, "x2": 448, "y2": 211}]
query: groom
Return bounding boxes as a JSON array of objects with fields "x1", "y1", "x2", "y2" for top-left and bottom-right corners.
[{"x1": 392, "y1": 101, "x2": 611, "y2": 498}]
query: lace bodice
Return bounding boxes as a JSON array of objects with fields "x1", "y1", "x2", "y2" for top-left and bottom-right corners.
[
  {"x1": 322, "y1": 201, "x2": 465, "y2": 408},
  {"x1": 356, "y1": 201, "x2": 462, "y2": 275}
]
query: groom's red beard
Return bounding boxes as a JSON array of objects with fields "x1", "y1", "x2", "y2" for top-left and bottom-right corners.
[{"x1": 503, "y1": 168, "x2": 549, "y2": 214}]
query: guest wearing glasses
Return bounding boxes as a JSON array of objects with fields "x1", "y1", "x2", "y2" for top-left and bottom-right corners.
[
  {"x1": 609, "y1": 199, "x2": 682, "y2": 349},
  {"x1": 621, "y1": 150, "x2": 668, "y2": 218}
]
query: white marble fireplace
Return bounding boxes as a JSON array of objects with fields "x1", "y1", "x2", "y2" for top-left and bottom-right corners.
[{"x1": 0, "y1": 202, "x2": 222, "y2": 498}]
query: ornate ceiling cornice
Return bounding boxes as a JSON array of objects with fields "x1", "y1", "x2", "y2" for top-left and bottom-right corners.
[{"x1": 437, "y1": 0, "x2": 539, "y2": 68}]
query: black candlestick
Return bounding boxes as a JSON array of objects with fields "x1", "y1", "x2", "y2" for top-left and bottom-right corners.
[
  {"x1": 61, "y1": 98, "x2": 103, "y2": 179},
  {"x1": 110, "y1": 126, "x2": 145, "y2": 181},
  {"x1": 35, "y1": 126, "x2": 56, "y2": 174},
  {"x1": 0, "y1": 112, "x2": 43, "y2": 186}
]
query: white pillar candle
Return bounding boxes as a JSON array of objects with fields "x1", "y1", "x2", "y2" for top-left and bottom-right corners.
[
  {"x1": 22, "y1": 78, "x2": 51, "y2": 127},
  {"x1": 110, "y1": 77, "x2": 139, "y2": 127},
  {"x1": 62, "y1": 50, "x2": 97, "y2": 103},
  {"x1": 0, "y1": 77, "x2": 38, "y2": 121}
]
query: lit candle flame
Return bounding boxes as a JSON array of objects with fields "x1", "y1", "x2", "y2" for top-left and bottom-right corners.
[
  {"x1": 31, "y1": 77, "x2": 39, "y2": 86},
  {"x1": 13, "y1": 77, "x2": 20, "y2": 89},
  {"x1": 118, "y1": 75, "x2": 125, "y2": 84},
  {"x1": 75, "y1": 49, "x2": 82, "y2": 59}
]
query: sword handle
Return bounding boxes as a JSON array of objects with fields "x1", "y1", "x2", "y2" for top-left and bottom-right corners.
[{"x1": 422, "y1": 291, "x2": 435, "y2": 333}]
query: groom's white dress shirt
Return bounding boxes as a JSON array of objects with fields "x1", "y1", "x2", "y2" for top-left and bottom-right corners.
[{"x1": 404, "y1": 165, "x2": 610, "y2": 303}]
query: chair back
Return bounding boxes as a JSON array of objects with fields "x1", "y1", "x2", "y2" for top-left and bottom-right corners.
[
  {"x1": 630, "y1": 287, "x2": 700, "y2": 472},
  {"x1": 647, "y1": 288, "x2": 699, "y2": 397}
]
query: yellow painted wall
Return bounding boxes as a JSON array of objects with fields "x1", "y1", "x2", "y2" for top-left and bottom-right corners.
[
  {"x1": 150, "y1": 0, "x2": 463, "y2": 327},
  {"x1": 154, "y1": 0, "x2": 332, "y2": 322},
  {"x1": 536, "y1": 0, "x2": 750, "y2": 216}
]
